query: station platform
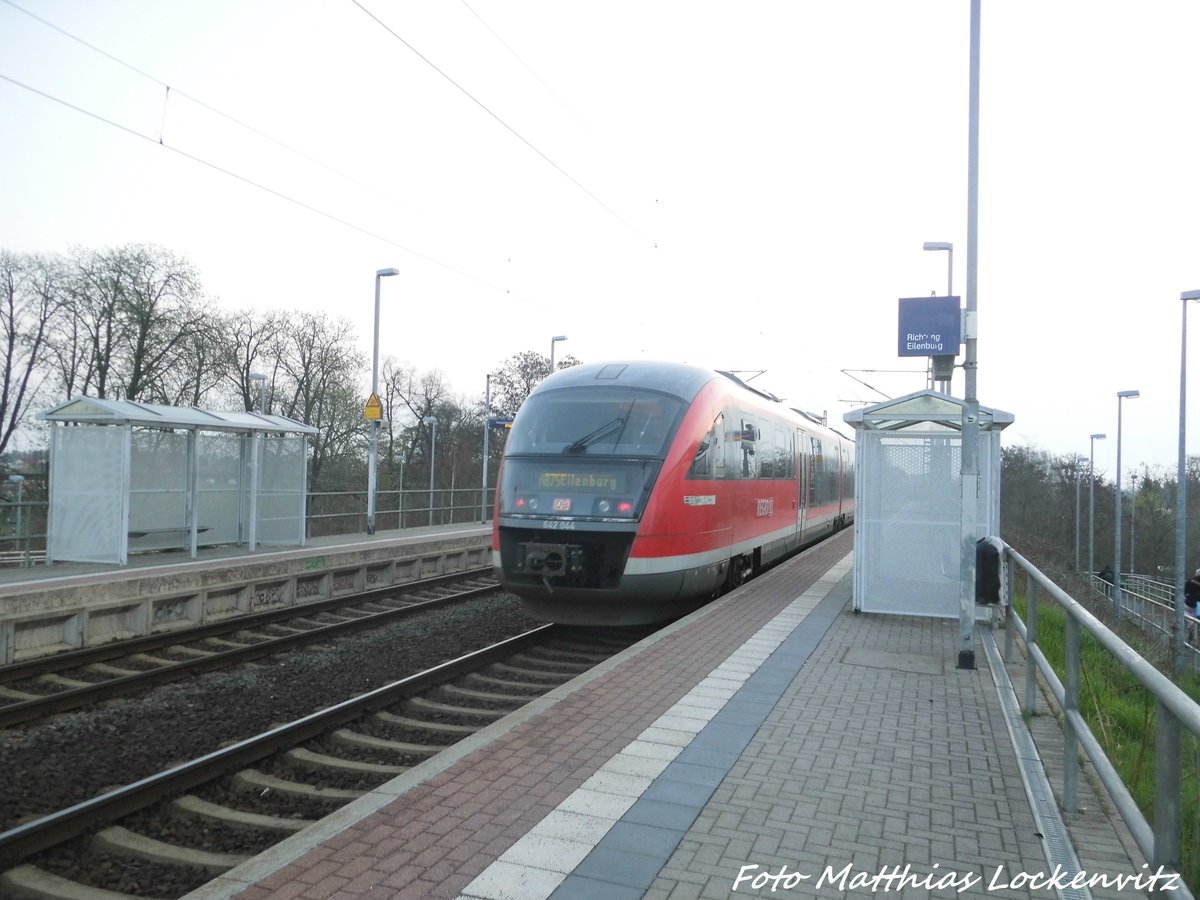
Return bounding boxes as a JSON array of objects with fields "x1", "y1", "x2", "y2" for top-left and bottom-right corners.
[
  {"x1": 0, "y1": 524, "x2": 492, "y2": 664},
  {"x1": 193, "y1": 529, "x2": 1155, "y2": 900}
]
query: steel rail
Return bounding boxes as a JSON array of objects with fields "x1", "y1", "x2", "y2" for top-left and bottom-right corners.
[
  {"x1": 0, "y1": 577, "x2": 499, "y2": 728},
  {"x1": 0, "y1": 623, "x2": 558, "y2": 865},
  {"x1": 0, "y1": 567, "x2": 494, "y2": 683}
]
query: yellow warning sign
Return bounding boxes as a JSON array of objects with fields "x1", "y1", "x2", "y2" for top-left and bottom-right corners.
[{"x1": 364, "y1": 393, "x2": 383, "y2": 421}]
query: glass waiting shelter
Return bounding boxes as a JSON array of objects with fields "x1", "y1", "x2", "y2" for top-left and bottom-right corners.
[
  {"x1": 843, "y1": 389, "x2": 1013, "y2": 618},
  {"x1": 38, "y1": 398, "x2": 319, "y2": 565}
]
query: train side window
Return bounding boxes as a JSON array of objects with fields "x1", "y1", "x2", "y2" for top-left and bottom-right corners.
[
  {"x1": 739, "y1": 417, "x2": 758, "y2": 479},
  {"x1": 758, "y1": 425, "x2": 775, "y2": 478},
  {"x1": 774, "y1": 426, "x2": 791, "y2": 479},
  {"x1": 687, "y1": 413, "x2": 724, "y2": 480}
]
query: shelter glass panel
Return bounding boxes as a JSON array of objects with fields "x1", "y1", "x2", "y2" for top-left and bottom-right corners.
[
  {"x1": 49, "y1": 425, "x2": 126, "y2": 563},
  {"x1": 258, "y1": 435, "x2": 306, "y2": 545},
  {"x1": 128, "y1": 430, "x2": 188, "y2": 550},
  {"x1": 197, "y1": 432, "x2": 243, "y2": 545}
]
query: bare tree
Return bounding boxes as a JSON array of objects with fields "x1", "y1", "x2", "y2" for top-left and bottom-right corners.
[
  {"x1": 489, "y1": 350, "x2": 581, "y2": 416},
  {"x1": 51, "y1": 244, "x2": 211, "y2": 402},
  {"x1": 0, "y1": 251, "x2": 66, "y2": 456},
  {"x1": 274, "y1": 312, "x2": 365, "y2": 489},
  {"x1": 224, "y1": 308, "x2": 288, "y2": 412}
]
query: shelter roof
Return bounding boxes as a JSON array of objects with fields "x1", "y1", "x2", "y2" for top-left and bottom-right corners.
[
  {"x1": 842, "y1": 389, "x2": 1014, "y2": 433},
  {"x1": 37, "y1": 397, "x2": 319, "y2": 435}
]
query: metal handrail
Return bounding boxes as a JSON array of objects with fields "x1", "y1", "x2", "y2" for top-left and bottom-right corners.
[{"x1": 999, "y1": 540, "x2": 1199, "y2": 887}]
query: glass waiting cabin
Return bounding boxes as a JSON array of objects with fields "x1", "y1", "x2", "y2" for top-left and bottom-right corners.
[
  {"x1": 843, "y1": 389, "x2": 1013, "y2": 618},
  {"x1": 38, "y1": 398, "x2": 318, "y2": 565}
]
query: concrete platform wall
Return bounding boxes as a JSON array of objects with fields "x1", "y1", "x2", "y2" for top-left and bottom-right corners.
[{"x1": 0, "y1": 531, "x2": 492, "y2": 663}]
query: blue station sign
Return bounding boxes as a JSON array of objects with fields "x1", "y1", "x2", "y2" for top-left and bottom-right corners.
[{"x1": 897, "y1": 296, "x2": 961, "y2": 357}]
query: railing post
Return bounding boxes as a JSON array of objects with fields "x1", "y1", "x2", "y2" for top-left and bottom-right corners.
[
  {"x1": 1024, "y1": 576, "x2": 1038, "y2": 716},
  {"x1": 1003, "y1": 547, "x2": 1015, "y2": 665},
  {"x1": 1063, "y1": 615, "x2": 1080, "y2": 813},
  {"x1": 1153, "y1": 700, "x2": 1181, "y2": 872}
]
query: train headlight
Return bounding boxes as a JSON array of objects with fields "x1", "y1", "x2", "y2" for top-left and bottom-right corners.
[
  {"x1": 597, "y1": 499, "x2": 612, "y2": 514},
  {"x1": 527, "y1": 497, "x2": 539, "y2": 511}
]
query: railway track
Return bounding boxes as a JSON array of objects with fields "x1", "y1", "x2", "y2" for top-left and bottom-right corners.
[
  {"x1": 0, "y1": 622, "x2": 647, "y2": 899},
  {"x1": 0, "y1": 569, "x2": 498, "y2": 728}
]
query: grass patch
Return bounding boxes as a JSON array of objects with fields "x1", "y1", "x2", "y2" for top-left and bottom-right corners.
[{"x1": 1012, "y1": 592, "x2": 1199, "y2": 890}]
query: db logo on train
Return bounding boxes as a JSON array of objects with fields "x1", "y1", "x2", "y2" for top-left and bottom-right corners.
[{"x1": 552, "y1": 498, "x2": 572, "y2": 512}]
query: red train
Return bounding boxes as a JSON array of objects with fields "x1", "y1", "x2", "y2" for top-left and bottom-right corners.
[{"x1": 492, "y1": 361, "x2": 855, "y2": 625}]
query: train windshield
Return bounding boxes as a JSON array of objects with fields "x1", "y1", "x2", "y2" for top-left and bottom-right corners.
[{"x1": 507, "y1": 387, "x2": 684, "y2": 457}]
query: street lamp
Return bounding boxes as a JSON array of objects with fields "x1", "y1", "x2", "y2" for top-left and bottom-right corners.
[
  {"x1": 7, "y1": 474, "x2": 25, "y2": 567},
  {"x1": 1114, "y1": 389, "x2": 1140, "y2": 620},
  {"x1": 922, "y1": 241, "x2": 953, "y2": 296},
  {"x1": 248, "y1": 372, "x2": 267, "y2": 552},
  {"x1": 423, "y1": 415, "x2": 438, "y2": 526},
  {"x1": 481, "y1": 374, "x2": 495, "y2": 524},
  {"x1": 550, "y1": 335, "x2": 567, "y2": 374},
  {"x1": 1089, "y1": 433, "x2": 1106, "y2": 578},
  {"x1": 922, "y1": 242, "x2": 954, "y2": 392},
  {"x1": 367, "y1": 267, "x2": 400, "y2": 535},
  {"x1": 1174, "y1": 289, "x2": 1200, "y2": 669},
  {"x1": 1074, "y1": 455, "x2": 1087, "y2": 572},
  {"x1": 1129, "y1": 469, "x2": 1139, "y2": 576}
]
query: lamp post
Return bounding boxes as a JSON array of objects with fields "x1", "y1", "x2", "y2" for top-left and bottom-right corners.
[
  {"x1": 1174, "y1": 289, "x2": 1200, "y2": 670},
  {"x1": 481, "y1": 374, "x2": 494, "y2": 524},
  {"x1": 1089, "y1": 433, "x2": 1106, "y2": 578},
  {"x1": 423, "y1": 415, "x2": 438, "y2": 527},
  {"x1": 367, "y1": 267, "x2": 400, "y2": 535},
  {"x1": 955, "y1": 0, "x2": 981, "y2": 670},
  {"x1": 1074, "y1": 455, "x2": 1086, "y2": 572},
  {"x1": 248, "y1": 372, "x2": 267, "y2": 552},
  {"x1": 922, "y1": 241, "x2": 953, "y2": 296},
  {"x1": 7, "y1": 474, "x2": 25, "y2": 567},
  {"x1": 1129, "y1": 470, "x2": 1138, "y2": 576},
  {"x1": 1114, "y1": 389, "x2": 1140, "y2": 620},
  {"x1": 550, "y1": 335, "x2": 567, "y2": 374},
  {"x1": 922, "y1": 242, "x2": 954, "y2": 391}
]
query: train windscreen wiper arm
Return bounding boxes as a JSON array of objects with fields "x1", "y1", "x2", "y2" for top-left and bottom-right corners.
[{"x1": 562, "y1": 417, "x2": 625, "y2": 454}]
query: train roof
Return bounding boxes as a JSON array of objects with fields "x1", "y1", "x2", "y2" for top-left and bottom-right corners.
[
  {"x1": 535, "y1": 362, "x2": 849, "y2": 440},
  {"x1": 536, "y1": 361, "x2": 722, "y2": 403}
]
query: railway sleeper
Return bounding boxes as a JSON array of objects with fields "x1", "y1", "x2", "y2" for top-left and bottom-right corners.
[
  {"x1": 463, "y1": 672, "x2": 552, "y2": 693},
  {"x1": 284, "y1": 746, "x2": 408, "y2": 776},
  {"x1": 231, "y1": 769, "x2": 363, "y2": 802},
  {"x1": 330, "y1": 728, "x2": 444, "y2": 755},
  {"x1": 170, "y1": 794, "x2": 314, "y2": 834},
  {"x1": 2, "y1": 863, "x2": 137, "y2": 900},
  {"x1": 84, "y1": 662, "x2": 141, "y2": 677},
  {"x1": 507, "y1": 653, "x2": 591, "y2": 672},
  {"x1": 373, "y1": 710, "x2": 478, "y2": 735},
  {"x1": 91, "y1": 824, "x2": 250, "y2": 877},
  {"x1": 130, "y1": 652, "x2": 183, "y2": 666},
  {"x1": 438, "y1": 683, "x2": 532, "y2": 705},
  {"x1": 404, "y1": 696, "x2": 509, "y2": 720},
  {"x1": 0, "y1": 684, "x2": 40, "y2": 702},
  {"x1": 487, "y1": 662, "x2": 570, "y2": 683},
  {"x1": 199, "y1": 637, "x2": 252, "y2": 650},
  {"x1": 539, "y1": 643, "x2": 613, "y2": 661}
]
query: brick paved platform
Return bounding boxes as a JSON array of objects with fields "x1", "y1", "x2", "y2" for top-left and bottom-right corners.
[{"x1": 193, "y1": 529, "x2": 1152, "y2": 900}]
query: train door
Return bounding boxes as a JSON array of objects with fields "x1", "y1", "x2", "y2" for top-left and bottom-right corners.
[{"x1": 796, "y1": 428, "x2": 808, "y2": 538}]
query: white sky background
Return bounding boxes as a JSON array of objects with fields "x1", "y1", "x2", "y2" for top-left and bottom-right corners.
[{"x1": 2, "y1": 1, "x2": 1199, "y2": 479}]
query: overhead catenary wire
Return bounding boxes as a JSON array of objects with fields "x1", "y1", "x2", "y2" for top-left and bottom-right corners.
[
  {"x1": 350, "y1": 0, "x2": 652, "y2": 245},
  {"x1": 0, "y1": 72, "x2": 512, "y2": 297},
  {"x1": 0, "y1": 0, "x2": 412, "y2": 210},
  {"x1": 458, "y1": 0, "x2": 588, "y2": 130}
]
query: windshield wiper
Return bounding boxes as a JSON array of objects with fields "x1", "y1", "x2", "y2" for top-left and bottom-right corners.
[{"x1": 563, "y1": 417, "x2": 626, "y2": 454}]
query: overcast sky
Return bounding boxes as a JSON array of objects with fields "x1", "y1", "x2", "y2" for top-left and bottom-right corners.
[{"x1": 3, "y1": 1, "x2": 1199, "y2": 479}]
